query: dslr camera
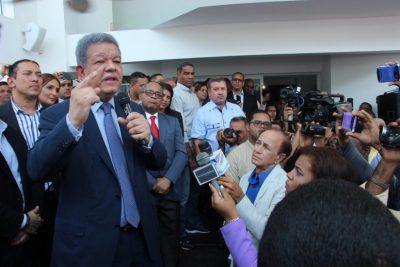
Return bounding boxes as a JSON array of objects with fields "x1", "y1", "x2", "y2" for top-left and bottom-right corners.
[
  {"x1": 301, "y1": 123, "x2": 325, "y2": 136},
  {"x1": 380, "y1": 126, "x2": 400, "y2": 148},
  {"x1": 377, "y1": 64, "x2": 400, "y2": 83},
  {"x1": 223, "y1": 128, "x2": 238, "y2": 139}
]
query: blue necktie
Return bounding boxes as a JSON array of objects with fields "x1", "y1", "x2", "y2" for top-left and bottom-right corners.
[{"x1": 102, "y1": 102, "x2": 140, "y2": 227}]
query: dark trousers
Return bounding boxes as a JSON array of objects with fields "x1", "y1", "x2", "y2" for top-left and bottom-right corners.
[
  {"x1": 112, "y1": 224, "x2": 161, "y2": 267},
  {"x1": 0, "y1": 239, "x2": 33, "y2": 267},
  {"x1": 185, "y1": 172, "x2": 203, "y2": 228},
  {"x1": 156, "y1": 199, "x2": 180, "y2": 267}
]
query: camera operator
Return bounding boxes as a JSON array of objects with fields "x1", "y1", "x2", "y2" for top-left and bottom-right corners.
[{"x1": 216, "y1": 116, "x2": 249, "y2": 154}]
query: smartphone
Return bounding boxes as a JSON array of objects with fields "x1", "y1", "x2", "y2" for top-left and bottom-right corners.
[
  {"x1": 377, "y1": 64, "x2": 400, "y2": 83},
  {"x1": 336, "y1": 102, "x2": 353, "y2": 114},
  {"x1": 342, "y1": 112, "x2": 357, "y2": 132}
]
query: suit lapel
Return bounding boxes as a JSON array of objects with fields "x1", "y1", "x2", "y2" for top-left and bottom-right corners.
[
  {"x1": 254, "y1": 166, "x2": 279, "y2": 205},
  {"x1": 0, "y1": 103, "x2": 31, "y2": 196}
]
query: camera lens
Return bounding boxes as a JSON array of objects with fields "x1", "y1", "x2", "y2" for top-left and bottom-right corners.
[{"x1": 223, "y1": 128, "x2": 235, "y2": 139}]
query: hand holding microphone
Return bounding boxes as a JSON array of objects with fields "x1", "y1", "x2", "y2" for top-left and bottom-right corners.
[
  {"x1": 193, "y1": 140, "x2": 225, "y2": 197},
  {"x1": 117, "y1": 92, "x2": 151, "y2": 145}
]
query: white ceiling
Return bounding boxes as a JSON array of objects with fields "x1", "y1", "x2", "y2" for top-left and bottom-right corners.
[{"x1": 155, "y1": 0, "x2": 400, "y2": 28}]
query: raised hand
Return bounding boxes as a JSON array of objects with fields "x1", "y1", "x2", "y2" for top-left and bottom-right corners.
[
  {"x1": 68, "y1": 68, "x2": 103, "y2": 129},
  {"x1": 346, "y1": 110, "x2": 380, "y2": 149}
]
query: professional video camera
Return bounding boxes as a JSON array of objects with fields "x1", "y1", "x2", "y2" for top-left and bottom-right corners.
[
  {"x1": 280, "y1": 85, "x2": 303, "y2": 108},
  {"x1": 299, "y1": 92, "x2": 345, "y2": 127}
]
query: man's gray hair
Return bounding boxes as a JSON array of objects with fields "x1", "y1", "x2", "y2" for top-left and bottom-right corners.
[{"x1": 75, "y1": 33, "x2": 120, "y2": 67}]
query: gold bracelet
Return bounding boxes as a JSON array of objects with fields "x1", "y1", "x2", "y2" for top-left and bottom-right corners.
[{"x1": 223, "y1": 217, "x2": 240, "y2": 226}]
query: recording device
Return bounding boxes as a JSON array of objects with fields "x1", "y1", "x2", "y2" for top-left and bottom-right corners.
[
  {"x1": 377, "y1": 64, "x2": 400, "y2": 83},
  {"x1": 341, "y1": 112, "x2": 358, "y2": 132},
  {"x1": 280, "y1": 85, "x2": 302, "y2": 108},
  {"x1": 223, "y1": 128, "x2": 238, "y2": 139},
  {"x1": 117, "y1": 92, "x2": 132, "y2": 115},
  {"x1": 117, "y1": 92, "x2": 146, "y2": 146},
  {"x1": 193, "y1": 140, "x2": 224, "y2": 197},
  {"x1": 301, "y1": 123, "x2": 325, "y2": 136},
  {"x1": 335, "y1": 102, "x2": 357, "y2": 132},
  {"x1": 235, "y1": 95, "x2": 242, "y2": 106},
  {"x1": 380, "y1": 126, "x2": 400, "y2": 148}
]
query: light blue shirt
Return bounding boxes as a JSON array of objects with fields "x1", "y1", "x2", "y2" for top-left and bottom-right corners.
[
  {"x1": 170, "y1": 83, "x2": 200, "y2": 142},
  {"x1": 0, "y1": 119, "x2": 28, "y2": 229},
  {"x1": 191, "y1": 100, "x2": 245, "y2": 151}
]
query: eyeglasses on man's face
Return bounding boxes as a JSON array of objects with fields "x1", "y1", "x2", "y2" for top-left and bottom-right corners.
[
  {"x1": 142, "y1": 89, "x2": 164, "y2": 99},
  {"x1": 251, "y1": 120, "x2": 272, "y2": 128}
]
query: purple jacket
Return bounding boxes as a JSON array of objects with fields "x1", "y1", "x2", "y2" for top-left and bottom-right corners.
[{"x1": 220, "y1": 218, "x2": 258, "y2": 267}]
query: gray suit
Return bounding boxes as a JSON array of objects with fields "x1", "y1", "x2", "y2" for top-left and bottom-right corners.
[{"x1": 146, "y1": 112, "x2": 187, "y2": 267}]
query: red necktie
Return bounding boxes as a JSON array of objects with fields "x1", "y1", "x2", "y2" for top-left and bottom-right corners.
[{"x1": 150, "y1": 115, "x2": 160, "y2": 140}]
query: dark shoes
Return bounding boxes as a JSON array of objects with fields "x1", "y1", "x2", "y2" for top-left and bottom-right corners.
[
  {"x1": 185, "y1": 224, "x2": 211, "y2": 234},
  {"x1": 180, "y1": 238, "x2": 195, "y2": 251}
]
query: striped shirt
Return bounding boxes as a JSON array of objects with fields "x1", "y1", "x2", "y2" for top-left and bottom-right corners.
[{"x1": 11, "y1": 98, "x2": 42, "y2": 149}]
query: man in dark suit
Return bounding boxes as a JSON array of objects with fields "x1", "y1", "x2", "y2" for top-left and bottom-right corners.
[
  {"x1": 140, "y1": 81, "x2": 187, "y2": 267},
  {"x1": 0, "y1": 118, "x2": 43, "y2": 267},
  {"x1": 27, "y1": 33, "x2": 167, "y2": 267},
  {"x1": 228, "y1": 72, "x2": 259, "y2": 120},
  {"x1": 0, "y1": 59, "x2": 45, "y2": 267}
]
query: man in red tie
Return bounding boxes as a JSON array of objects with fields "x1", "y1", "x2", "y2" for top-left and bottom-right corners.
[{"x1": 139, "y1": 81, "x2": 187, "y2": 267}]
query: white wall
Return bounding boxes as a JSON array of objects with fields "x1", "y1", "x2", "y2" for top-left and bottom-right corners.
[
  {"x1": 67, "y1": 16, "x2": 400, "y2": 66},
  {"x1": 112, "y1": 0, "x2": 282, "y2": 30},
  {"x1": 65, "y1": 0, "x2": 113, "y2": 34},
  {"x1": 0, "y1": 0, "x2": 71, "y2": 72}
]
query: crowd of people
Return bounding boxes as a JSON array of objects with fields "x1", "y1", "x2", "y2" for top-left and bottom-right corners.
[{"x1": 1, "y1": 31, "x2": 400, "y2": 267}]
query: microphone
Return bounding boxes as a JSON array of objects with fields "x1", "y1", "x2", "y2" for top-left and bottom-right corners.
[
  {"x1": 117, "y1": 92, "x2": 132, "y2": 116},
  {"x1": 116, "y1": 92, "x2": 146, "y2": 146},
  {"x1": 195, "y1": 141, "x2": 224, "y2": 197}
]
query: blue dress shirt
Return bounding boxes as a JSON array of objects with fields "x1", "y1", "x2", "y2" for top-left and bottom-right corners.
[{"x1": 246, "y1": 166, "x2": 275, "y2": 204}]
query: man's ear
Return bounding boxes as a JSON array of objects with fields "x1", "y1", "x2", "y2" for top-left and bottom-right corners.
[
  {"x1": 7, "y1": 76, "x2": 15, "y2": 89},
  {"x1": 276, "y1": 153, "x2": 287, "y2": 164},
  {"x1": 75, "y1": 65, "x2": 85, "y2": 81}
]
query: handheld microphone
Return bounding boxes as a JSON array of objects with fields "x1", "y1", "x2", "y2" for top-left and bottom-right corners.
[
  {"x1": 195, "y1": 141, "x2": 224, "y2": 198},
  {"x1": 117, "y1": 92, "x2": 132, "y2": 116},
  {"x1": 116, "y1": 92, "x2": 146, "y2": 146}
]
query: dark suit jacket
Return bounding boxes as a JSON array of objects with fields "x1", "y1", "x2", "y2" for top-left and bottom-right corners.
[
  {"x1": 227, "y1": 90, "x2": 259, "y2": 120},
  {"x1": 27, "y1": 99, "x2": 167, "y2": 267},
  {"x1": 146, "y1": 113, "x2": 187, "y2": 201},
  {"x1": 0, "y1": 101, "x2": 42, "y2": 236},
  {"x1": 0, "y1": 101, "x2": 43, "y2": 265}
]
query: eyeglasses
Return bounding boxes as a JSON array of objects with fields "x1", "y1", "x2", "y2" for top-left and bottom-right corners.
[
  {"x1": 251, "y1": 120, "x2": 272, "y2": 128},
  {"x1": 143, "y1": 89, "x2": 164, "y2": 99},
  {"x1": 232, "y1": 78, "x2": 244, "y2": 82}
]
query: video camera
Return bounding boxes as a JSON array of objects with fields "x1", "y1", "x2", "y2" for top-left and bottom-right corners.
[
  {"x1": 300, "y1": 92, "x2": 344, "y2": 127},
  {"x1": 280, "y1": 85, "x2": 302, "y2": 108},
  {"x1": 279, "y1": 85, "x2": 349, "y2": 133}
]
